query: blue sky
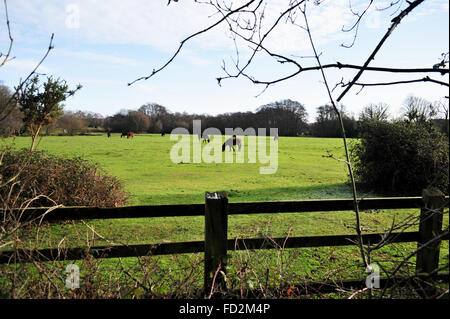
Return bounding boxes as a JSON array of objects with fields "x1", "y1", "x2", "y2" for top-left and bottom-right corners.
[{"x1": 0, "y1": 0, "x2": 448, "y2": 122}]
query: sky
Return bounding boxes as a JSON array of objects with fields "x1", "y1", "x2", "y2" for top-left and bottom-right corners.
[{"x1": 0, "y1": 0, "x2": 448, "y2": 122}]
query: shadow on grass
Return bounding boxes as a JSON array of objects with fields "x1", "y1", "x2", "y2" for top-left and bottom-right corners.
[{"x1": 132, "y1": 183, "x2": 379, "y2": 205}]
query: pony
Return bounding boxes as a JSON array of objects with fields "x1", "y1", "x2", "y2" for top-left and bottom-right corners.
[
  {"x1": 121, "y1": 132, "x2": 134, "y2": 138},
  {"x1": 222, "y1": 135, "x2": 242, "y2": 152}
]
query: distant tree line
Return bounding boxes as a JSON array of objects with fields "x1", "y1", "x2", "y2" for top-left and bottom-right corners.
[
  {"x1": 103, "y1": 99, "x2": 310, "y2": 136},
  {"x1": 1, "y1": 82, "x2": 448, "y2": 138}
]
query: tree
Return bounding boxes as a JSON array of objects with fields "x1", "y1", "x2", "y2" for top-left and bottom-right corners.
[
  {"x1": 138, "y1": 103, "x2": 168, "y2": 118},
  {"x1": 57, "y1": 111, "x2": 87, "y2": 136},
  {"x1": 359, "y1": 103, "x2": 390, "y2": 122},
  {"x1": 402, "y1": 95, "x2": 436, "y2": 124},
  {"x1": 75, "y1": 111, "x2": 104, "y2": 129},
  {"x1": 256, "y1": 99, "x2": 308, "y2": 136},
  {"x1": 15, "y1": 74, "x2": 81, "y2": 151},
  {"x1": 311, "y1": 104, "x2": 358, "y2": 137},
  {"x1": 0, "y1": 83, "x2": 23, "y2": 136},
  {"x1": 138, "y1": 103, "x2": 170, "y2": 132},
  {"x1": 128, "y1": 110, "x2": 151, "y2": 132},
  {"x1": 433, "y1": 98, "x2": 449, "y2": 136}
]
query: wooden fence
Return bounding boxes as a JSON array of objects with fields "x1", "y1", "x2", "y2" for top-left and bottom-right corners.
[{"x1": 1, "y1": 190, "x2": 448, "y2": 296}]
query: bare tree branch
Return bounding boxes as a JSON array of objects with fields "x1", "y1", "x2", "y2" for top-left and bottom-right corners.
[
  {"x1": 0, "y1": 0, "x2": 13, "y2": 68},
  {"x1": 337, "y1": 0, "x2": 426, "y2": 102},
  {"x1": 341, "y1": 0, "x2": 374, "y2": 49},
  {"x1": 336, "y1": 76, "x2": 449, "y2": 96},
  {"x1": 300, "y1": 2, "x2": 367, "y2": 268},
  {"x1": 129, "y1": 0, "x2": 448, "y2": 98},
  {"x1": 0, "y1": 33, "x2": 54, "y2": 123},
  {"x1": 127, "y1": 0, "x2": 261, "y2": 86}
]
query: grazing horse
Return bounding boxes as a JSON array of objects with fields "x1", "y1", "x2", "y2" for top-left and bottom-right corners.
[
  {"x1": 222, "y1": 135, "x2": 242, "y2": 152},
  {"x1": 121, "y1": 132, "x2": 134, "y2": 138}
]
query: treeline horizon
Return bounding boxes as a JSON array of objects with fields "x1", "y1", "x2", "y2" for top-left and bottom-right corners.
[
  {"x1": 1, "y1": 81, "x2": 448, "y2": 138},
  {"x1": 49, "y1": 98, "x2": 450, "y2": 138}
]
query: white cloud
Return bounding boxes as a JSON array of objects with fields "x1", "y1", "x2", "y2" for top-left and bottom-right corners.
[
  {"x1": 4, "y1": 1, "x2": 367, "y2": 54},
  {"x1": 6, "y1": 0, "x2": 447, "y2": 55},
  {"x1": 7, "y1": 0, "x2": 226, "y2": 50}
]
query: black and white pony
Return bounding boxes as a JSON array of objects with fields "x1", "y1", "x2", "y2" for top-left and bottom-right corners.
[{"x1": 222, "y1": 135, "x2": 242, "y2": 152}]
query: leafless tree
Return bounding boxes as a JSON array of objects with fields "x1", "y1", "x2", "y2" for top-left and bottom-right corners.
[
  {"x1": 57, "y1": 111, "x2": 87, "y2": 136},
  {"x1": 359, "y1": 102, "x2": 390, "y2": 122},
  {"x1": 402, "y1": 95, "x2": 436, "y2": 123}
]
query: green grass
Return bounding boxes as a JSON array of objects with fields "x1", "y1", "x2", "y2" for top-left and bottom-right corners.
[
  {"x1": 2, "y1": 134, "x2": 357, "y2": 205},
  {"x1": 1, "y1": 134, "x2": 448, "y2": 298}
]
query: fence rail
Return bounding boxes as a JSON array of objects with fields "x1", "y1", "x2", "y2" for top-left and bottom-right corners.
[
  {"x1": 9, "y1": 196, "x2": 427, "y2": 222},
  {"x1": 1, "y1": 191, "x2": 449, "y2": 296},
  {"x1": 0, "y1": 231, "x2": 425, "y2": 264}
]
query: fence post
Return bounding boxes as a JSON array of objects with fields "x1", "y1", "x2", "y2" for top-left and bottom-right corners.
[
  {"x1": 204, "y1": 191, "x2": 228, "y2": 296},
  {"x1": 415, "y1": 188, "x2": 445, "y2": 295}
]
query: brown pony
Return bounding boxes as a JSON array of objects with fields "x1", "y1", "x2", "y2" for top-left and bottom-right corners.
[{"x1": 121, "y1": 132, "x2": 134, "y2": 138}]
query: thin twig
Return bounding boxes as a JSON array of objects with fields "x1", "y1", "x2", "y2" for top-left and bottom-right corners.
[
  {"x1": 337, "y1": 0, "x2": 425, "y2": 102},
  {"x1": 301, "y1": 2, "x2": 367, "y2": 268},
  {"x1": 0, "y1": 0, "x2": 13, "y2": 68},
  {"x1": 0, "y1": 33, "x2": 55, "y2": 123}
]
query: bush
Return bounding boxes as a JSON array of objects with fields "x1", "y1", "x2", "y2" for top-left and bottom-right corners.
[
  {"x1": 351, "y1": 120, "x2": 449, "y2": 196},
  {"x1": 0, "y1": 148, "x2": 128, "y2": 208}
]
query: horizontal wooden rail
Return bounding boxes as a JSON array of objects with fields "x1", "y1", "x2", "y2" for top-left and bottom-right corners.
[
  {"x1": 230, "y1": 231, "x2": 424, "y2": 250},
  {"x1": 228, "y1": 197, "x2": 433, "y2": 215},
  {"x1": 3, "y1": 230, "x2": 446, "y2": 264},
  {"x1": 9, "y1": 204, "x2": 205, "y2": 222},
  {"x1": 8, "y1": 196, "x2": 448, "y2": 222}
]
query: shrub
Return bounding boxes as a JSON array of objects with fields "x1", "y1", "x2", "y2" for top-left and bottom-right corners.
[
  {"x1": 351, "y1": 120, "x2": 449, "y2": 196},
  {"x1": 0, "y1": 148, "x2": 128, "y2": 208}
]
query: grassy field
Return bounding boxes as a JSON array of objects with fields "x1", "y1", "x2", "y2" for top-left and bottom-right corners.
[
  {"x1": 1, "y1": 134, "x2": 448, "y2": 298},
  {"x1": 2, "y1": 133, "x2": 358, "y2": 205}
]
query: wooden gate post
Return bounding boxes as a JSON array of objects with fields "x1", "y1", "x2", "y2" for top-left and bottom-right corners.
[
  {"x1": 204, "y1": 191, "x2": 228, "y2": 296},
  {"x1": 415, "y1": 188, "x2": 445, "y2": 295}
]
